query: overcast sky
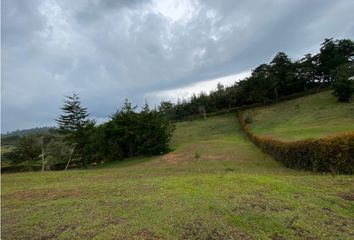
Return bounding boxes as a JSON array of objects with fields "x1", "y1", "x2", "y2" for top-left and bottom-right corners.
[{"x1": 2, "y1": 0, "x2": 354, "y2": 132}]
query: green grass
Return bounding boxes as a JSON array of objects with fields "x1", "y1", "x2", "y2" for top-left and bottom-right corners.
[
  {"x1": 2, "y1": 114, "x2": 354, "y2": 239},
  {"x1": 244, "y1": 91, "x2": 354, "y2": 141}
]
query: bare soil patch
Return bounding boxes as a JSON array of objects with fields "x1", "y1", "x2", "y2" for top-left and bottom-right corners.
[{"x1": 337, "y1": 191, "x2": 354, "y2": 201}]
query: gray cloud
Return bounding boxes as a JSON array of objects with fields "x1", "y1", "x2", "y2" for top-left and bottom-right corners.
[{"x1": 2, "y1": 0, "x2": 354, "y2": 132}]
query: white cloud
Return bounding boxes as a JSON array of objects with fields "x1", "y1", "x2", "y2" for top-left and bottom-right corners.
[
  {"x1": 151, "y1": 0, "x2": 197, "y2": 23},
  {"x1": 2, "y1": 0, "x2": 354, "y2": 132},
  {"x1": 146, "y1": 70, "x2": 251, "y2": 103}
]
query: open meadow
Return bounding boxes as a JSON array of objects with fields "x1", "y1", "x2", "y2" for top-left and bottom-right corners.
[
  {"x1": 3, "y1": 2, "x2": 354, "y2": 239},
  {"x1": 2, "y1": 114, "x2": 354, "y2": 239}
]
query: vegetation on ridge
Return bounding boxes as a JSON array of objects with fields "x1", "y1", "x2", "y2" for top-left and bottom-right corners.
[
  {"x1": 2, "y1": 38, "x2": 353, "y2": 172},
  {"x1": 167, "y1": 38, "x2": 354, "y2": 120}
]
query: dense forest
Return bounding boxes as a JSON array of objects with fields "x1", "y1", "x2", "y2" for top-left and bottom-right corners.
[{"x1": 2, "y1": 38, "x2": 353, "y2": 171}]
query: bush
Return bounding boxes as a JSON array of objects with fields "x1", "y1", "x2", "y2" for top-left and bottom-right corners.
[
  {"x1": 1, "y1": 165, "x2": 42, "y2": 173},
  {"x1": 332, "y1": 63, "x2": 354, "y2": 103},
  {"x1": 237, "y1": 112, "x2": 354, "y2": 174},
  {"x1": 332, "y1": 78, "x2": 353, "y2": 102},
  {"x1": 244, "y1": 115, "x2": 253, "y2": 124}
]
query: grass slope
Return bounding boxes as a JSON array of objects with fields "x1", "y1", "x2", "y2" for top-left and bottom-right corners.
[
  {"x1": 244, "y1": 91, "x2": 354, "y2": 141},
  {"x1": 2, "y1": 114, "x2": 354, "y2": 239}
]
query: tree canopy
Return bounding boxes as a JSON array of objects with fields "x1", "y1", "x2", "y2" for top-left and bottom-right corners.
[{"x1": 168, "y1": 38, "x2": 354, "y2": 121}]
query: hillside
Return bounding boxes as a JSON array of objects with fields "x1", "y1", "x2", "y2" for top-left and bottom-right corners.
[
  {"x1": 1, "y1": 127, "x2": 56, "y2": 139},
  {"x1": 244, "y1": 90, "x2": 354, "y2": 141},
  {"x1": 2, "y1": 114, "x2": 354, "y2": 239}
]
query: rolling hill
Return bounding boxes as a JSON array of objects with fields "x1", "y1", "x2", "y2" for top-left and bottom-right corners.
[
  {"x1": 2, "y1": 110, "x2": 354, "y2": 239},
  {"x1": 244, "y1": 90, "x2": 354, "y2": 141}
]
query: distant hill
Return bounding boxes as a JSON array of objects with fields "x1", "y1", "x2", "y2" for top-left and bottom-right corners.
[{"x1": 1, "y1": 127, "x2": 57, "y2": 140}]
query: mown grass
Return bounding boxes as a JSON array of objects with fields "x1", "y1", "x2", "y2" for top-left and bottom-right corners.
[
  {"x1": 2, "y1": 114, "x2": 354, "y2": 239},
  {"x1": 244, "y1": 91, "x2": 354, "y2": 141}
]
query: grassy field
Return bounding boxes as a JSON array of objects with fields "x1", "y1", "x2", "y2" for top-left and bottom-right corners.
[
  {"x1": 2, "y1": 114, "x2": 354, "y2": 239},
  {"x1": 244, "y1": 91, "x2": 354, "y2": 141}
]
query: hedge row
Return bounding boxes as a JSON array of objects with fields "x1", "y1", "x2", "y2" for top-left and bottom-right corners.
[{"x1": 237, "y1": 112, "x2": 354, "y2": 174}]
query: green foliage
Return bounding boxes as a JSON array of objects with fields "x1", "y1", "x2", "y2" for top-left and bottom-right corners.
[
  {"x1": 2, "y1": 133, "x2": 72, "y2": 171},
  {"x1": 3, "y1": 97, "x2": 174, "y2": 171},
  {"x1": 170, "y1": 38, "x2": 354, "y2": 120},
  {"x1": 56, "y1": 93, "x2": 96, "y2": 167},
  {"x1": 269, "y1": 52, "x2": 294, "y2": 97},
  {"x1": 332, "y1": 63, "x2": 354, "y2": 102},
  {"x1": 8, "y1": 135, "x2": 41, "y2": 164},
  {"x1": 96, "y1": 99, "x2": 174, "y2": 160},
  {"x1": 319, "y1": 38, "x2": 354, "y2": 81},
  {"x1": 1, "y1": 165, "x2": 42, "y2": 173},
  {"x1": 136, "y1": 102, "x2": 173, "y2": 155},
  {"x1": 110, "y1": 99, "x2": 140, "y2": 158},
  {"x1": 244, "y1": 115, "x2": 252, "y2": 124},
  {"x1": 44, "y1": 137, "x2": 71, "y2": 168},
  {"x1": 1, "y1": 135, "x2": 20, "y2": 146},
  {"x1": 56, "y1": 93, "x2": 90, "y2": 133},
  {"x1": 238, "y1": 112, "x2": 354, "y2": 174},
  {"x1": 158, "y1": 101, "x2": 175, "y2": 120}
]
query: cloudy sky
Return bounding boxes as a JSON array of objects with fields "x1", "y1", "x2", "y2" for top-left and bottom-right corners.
[{"x1": 2, "y1": 0, "x2": 354, "y2": 132}]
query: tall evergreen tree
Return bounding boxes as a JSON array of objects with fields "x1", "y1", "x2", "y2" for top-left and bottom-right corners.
[
  {"x1": 158, "y1": 101, "x2": 175, "y2": 120},
  {"x1": 56, "y1": 93, "x2": 95, "y2": 168},
  {"x1": 138, "y1": 101, "x2": 173, "y2": 155},
  {"x1": 110, "y1": 99, "x2": 139, "y2": 158}
]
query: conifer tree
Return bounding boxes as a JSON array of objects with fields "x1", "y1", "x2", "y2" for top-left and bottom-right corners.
[
  {"x1": 110, "y1": 99, "x2": 139, "y2": 157},
  {"x1": 56, "y1": 93, "x2": 95, "y2": 168}
]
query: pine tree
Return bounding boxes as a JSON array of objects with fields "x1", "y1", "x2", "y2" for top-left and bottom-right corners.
[
  {"x1": 57, "y1": 93, "x2": 89, "y2": 133},
  {"x1": 56, "y1": 93, "x2": 95, "y2": 168},
  {"x1": 137, "y1": 101, "x2": 173, "y2": 155},
  {"x1": 110, "y1": 99, "x2": 138, "y2": 157}
]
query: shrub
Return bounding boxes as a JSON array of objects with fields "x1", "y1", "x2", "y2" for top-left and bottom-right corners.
[
  {"x1": 244, "y1": 115, "x2": 253, "y2": 124},
  {"x1": 1, "y1": 165, "x2": 42, "y2": 173},
  {"x1": 332, "y1": 63, "x2": 354, "y2": 103},
  {"x1": 237, "y1": 112, "x2": 354, "y2": 174}
]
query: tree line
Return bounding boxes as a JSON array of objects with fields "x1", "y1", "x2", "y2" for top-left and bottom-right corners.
[
  {"x1": 164, "y1": 38, "x2": 354, "y2": 121},
  {"x1": 2, "y1": 38, "x2": 353, "y2": 171},
  {"x1": 57, "y1": 96, "x2": 174, "y2": 168},
  {"x1": 3, "y1": 95, "x2": 174, "y2": 170}
]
